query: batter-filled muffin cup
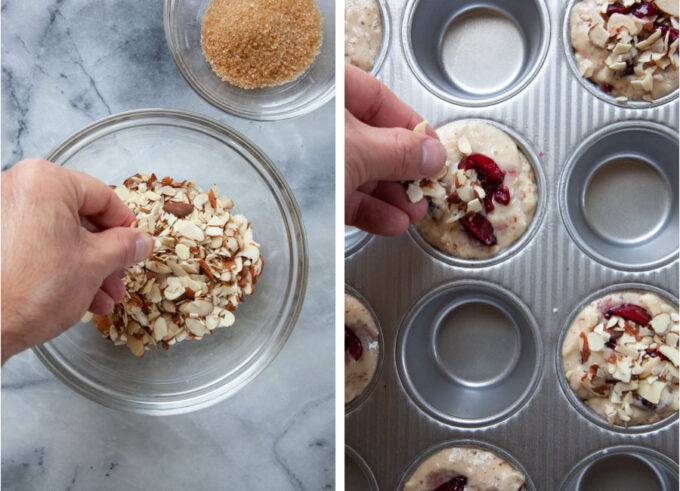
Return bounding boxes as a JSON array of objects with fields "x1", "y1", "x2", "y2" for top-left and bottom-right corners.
[
  {"x1": 568, "y1": 0, "x2": 679, "y2": 103},
  {"x1": 561, "y1": 288, "x2": 679, "y2": 427},
  {"x1": 401, "y1": 443, "x2": 529, "y2": 491},
  {"x1": 345, "y1": 0, "x2": 384, "y2": 72},
  {"x1": 345, "y1": 291, "x2": 381, "y2": 407},
  {"x1": 408, "y1": 120, "x2": 538, "y2": 260}
]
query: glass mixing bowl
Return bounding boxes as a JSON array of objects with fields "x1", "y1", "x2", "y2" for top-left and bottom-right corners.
[
  {"x1": 164, "y1": 0, "x2": 335, "y2": 120},
  {"x1": 33, "y1": 109, "x2": 308, "y2": 414}
]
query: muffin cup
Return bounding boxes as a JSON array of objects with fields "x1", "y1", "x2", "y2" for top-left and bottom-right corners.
[
  {"x1": 559, "y1": 445, "x2": 678, "y2": 491},
  {"x1": 401, "y1": 0, "x2": 550, "y2": 106},
  {"x1": 345, "y1": 226, "x2": 373, "y2": 258},
  {"x1": 345, "y1": 445, "x2": 379, "y2": 491},
  {"x1": 396, "y1": 439, "x2": 536, "y2": 491},
  {"x1": 395, "y1": 280, "x2": 543, "y2": 427},
  {"x1": 561, "y1": 0, "x2": 679, "y2": 109},
  {"x1": 409, "y1": 118, "x2": 547, "y2": 268},
  {"x1": 345, "y1": 285, "x2": 385, "y2": 414},
  {"x1": 367, "y1": 0, "x2": 391, "y2": 77},
  {"x1": 559, "y1": 121, "x2": 679, "y2": 271},
  {"x1": 556, "y1": 282, "x2": 679, "y2": 434}
]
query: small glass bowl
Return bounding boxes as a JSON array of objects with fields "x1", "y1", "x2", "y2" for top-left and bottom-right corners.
[
  {"x1": 33, "y1": 109, "x2": 308, "y2": 415},
  {"x1": 164, "y1": 0, "x2": 335, "y2": 120}
]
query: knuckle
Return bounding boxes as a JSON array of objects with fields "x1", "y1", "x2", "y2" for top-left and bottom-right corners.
[{"x1": 15, "y1": 159, "x2": 53, "y2": 187}]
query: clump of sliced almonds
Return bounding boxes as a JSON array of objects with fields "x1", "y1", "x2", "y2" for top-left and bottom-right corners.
[
  {"x1": 89, "y1": 173, "x2": 263, "y2": 357},
  {"x1": 405, "y1": 121, "x2": 449, "y2": 205},
  {"x1": 574, "y1": 0, "x2": 679, "y2": 102},
  {"x1": 406, "y1": 122, "x2": 488, "y2": 219},
  {"x1": 405, "y1": 121, "x2": 508, "y2": 246},
  {"x1": 572, "y1": 302, "x2": 679, "y2": 425}
]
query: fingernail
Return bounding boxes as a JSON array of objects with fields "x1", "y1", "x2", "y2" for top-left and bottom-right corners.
[
  {"x1": 421, "y1": 138, "x2": 447, "y2": 177},
  {"x1": 134, "y1": 234, "x2": 154, "y2": 263}
]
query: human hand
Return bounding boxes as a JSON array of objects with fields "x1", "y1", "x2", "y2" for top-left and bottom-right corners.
[
  {"x1": 1, "y1": 159, "x2": 154, "y2": 363},
  {"x1": 345, "y1": 63, "x2": 446, "y2": 236}
]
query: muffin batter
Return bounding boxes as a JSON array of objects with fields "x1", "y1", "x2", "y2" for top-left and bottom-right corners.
[
  {"x1": 412, "y1": 121, "x2": 537, "y2": 259},
  {"x1": 562, "y1": 290, "x2": 679, "y2": 426},
  {"x1": 570, "y1": 0, "x2": 679, "y2": 102},
  {"x1": 345, "y1": 0, "x2": 383, "y2": 71},
  {"x1": 345, "y1": 293, "x2": 380, "y2": 405},
  {"x1": 403, "y1": 446, "x2": 527, "y2": 491}
]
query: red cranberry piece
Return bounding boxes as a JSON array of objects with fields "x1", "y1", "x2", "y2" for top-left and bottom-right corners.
[
  {"x1": 433, "y1": 475, "x2": 468, "y2": 491},
  {"x1": 660, "y1": 25, "x2": 679, "y2": 51},
  {"x1": 604, "y1": 303, "x2": 652, "y2": 326},
  {"x1": 493, "y1": 185, "x2": 511, "y2": 205},
  {"x1": 606, "y1": 2, "x2": 628, "y2": 15},
  {"x1": 461, "y1": 213, "x2": 497, "y2": 246},
  {"x1": 600, "y1": 83, "x2": 614, "y2": 93},
  {"x1": 629, "y1": 1, "x2": 659, "y2": 18},
  {"x1": 483, "y1": 194, "x2": 495, "y2": 213},
  {"x1": 345, "y1": 325, "x2": 363, "y2": 360},
  {"x1": 458, "y1": 154, "x2": 505, "y2": 186}
]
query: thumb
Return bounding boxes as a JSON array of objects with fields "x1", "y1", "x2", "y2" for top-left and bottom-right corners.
[
  {"x1": 87, "y1": 227, "x2": 154, "y2": 278},
  {"x1": 346, "y1": 117, "x2": 446, "y2": 194}
]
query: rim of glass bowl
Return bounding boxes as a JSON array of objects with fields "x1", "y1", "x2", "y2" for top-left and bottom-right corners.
[
  {"x1": 32, "y1": 108, "x2": 309, "y2": 415},
  {"x1": 164, "y1": 0, "x2": 335, "y2": 121}
]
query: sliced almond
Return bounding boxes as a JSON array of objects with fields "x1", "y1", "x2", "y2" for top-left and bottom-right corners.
[
  {"x1": 413, "y1": 120, "x2": 428, "y2": 134},
  {"x1": 655, "y1": 0, "x2": 679, "y2": 16},
  {"x1": 406, "y1": 183, "x2": 424, "y2": 203},
  {"x1": 589, "y1": 23, "x2": 611, "y2": 48},
  {"x1": 650, "y1": 313, "x2": 671, "y2": 335},
  {"x1": 457, "y1": 135, "x2": 472, "y2": 156}
]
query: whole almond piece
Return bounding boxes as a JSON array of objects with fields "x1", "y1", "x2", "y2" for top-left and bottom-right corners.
[{"x1": 163, "y1": 201, "x2": 194, "y2": 218}]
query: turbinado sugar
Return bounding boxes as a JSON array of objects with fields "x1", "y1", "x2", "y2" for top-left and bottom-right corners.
[{"x1": 201, "y1": 0, "x2": 323, "y2": 89}]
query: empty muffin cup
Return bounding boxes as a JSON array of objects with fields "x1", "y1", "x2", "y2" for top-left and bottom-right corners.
[
  {"x1": 345, "y1": 226, "x2": 372, "y2": 257},
  {"x1": 402, "y1": 0, "x2": 550, "y2": 106},
  {"x1": 397, "y1": 439, "x2": 535, "y2": 491},
  {"x1": 559, "y1": 445, "x2": 678, "y2": 491},
  {"x1": 559, "y1": 121, "x2": 679, "y2": 271},
  {"x1": 346, "y1": 445, "x2": 379, "y2": 491},
  {"x1": 395, "y1": 280, "x2": 543, "y2": 427}
]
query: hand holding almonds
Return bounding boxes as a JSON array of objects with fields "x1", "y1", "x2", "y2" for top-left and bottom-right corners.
[{"x1": 90, "y1": 173, "x2": 263, "y2": 357}]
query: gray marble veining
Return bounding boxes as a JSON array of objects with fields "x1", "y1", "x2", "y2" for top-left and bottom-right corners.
[{"x1": 1, "y1": 1, "x2": 335, "y2": 490}]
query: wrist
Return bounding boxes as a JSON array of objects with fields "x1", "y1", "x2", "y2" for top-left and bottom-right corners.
[{"x1": 1, "y1": 302, "x2": 29, "y2": 364}]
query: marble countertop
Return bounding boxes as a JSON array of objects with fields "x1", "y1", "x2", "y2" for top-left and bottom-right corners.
[{"x1": 1, "y1": 1, "x2": 334, "y2": 489}]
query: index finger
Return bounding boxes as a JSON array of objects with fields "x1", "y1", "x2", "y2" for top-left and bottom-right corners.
[
  {"x1": 66, "y1": 169, "x2": 135, "y2": 229},
  {"x1": 345, "y1": 63, "x2": 437, "y2": 138}
]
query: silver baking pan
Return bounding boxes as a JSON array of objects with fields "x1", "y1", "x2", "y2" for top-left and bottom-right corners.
[{"x1": 345, "y1": 0, "x2": 679, "y2": 489}]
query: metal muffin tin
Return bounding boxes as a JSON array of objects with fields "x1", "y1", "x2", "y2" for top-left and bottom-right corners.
[
  {"x1": 345, "y1": 0, "x2": 679, "y2": 489},
  {"x1": 347, "y1": 445, "x2": 380, "y2": 491}
]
